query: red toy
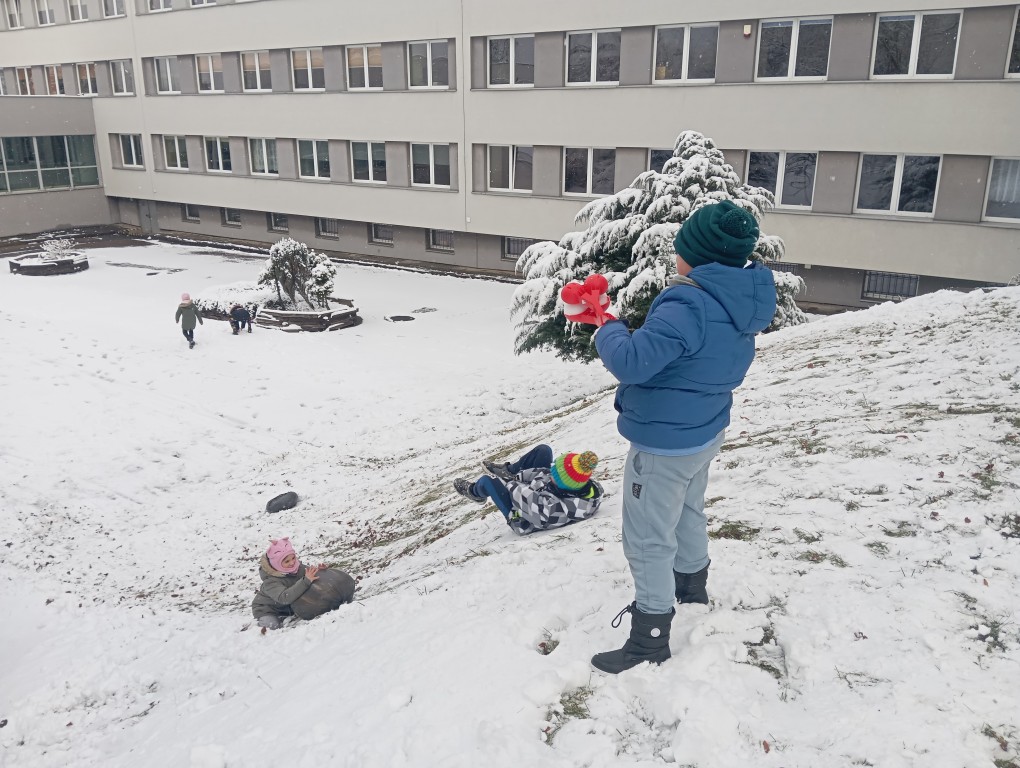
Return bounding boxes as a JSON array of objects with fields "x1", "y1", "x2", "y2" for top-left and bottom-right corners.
[{"x1": 560, "y1": 274, "x2": 616, "y2": 326}]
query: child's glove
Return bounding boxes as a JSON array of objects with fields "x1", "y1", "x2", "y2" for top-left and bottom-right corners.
[{"x1": 560, "y1": 275, "x2": 617, "y2": 327}]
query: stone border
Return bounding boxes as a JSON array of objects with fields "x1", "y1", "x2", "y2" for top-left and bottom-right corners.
[{"x1": 9, "y1": 253, "x2": 90, "y2": 276}]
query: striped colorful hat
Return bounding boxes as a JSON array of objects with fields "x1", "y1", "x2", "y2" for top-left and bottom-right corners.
[{"x1": 550, "y1": 451, "x2": 599, "y2": 491}]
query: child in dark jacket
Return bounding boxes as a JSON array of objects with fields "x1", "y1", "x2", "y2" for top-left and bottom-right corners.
[
  {"x1": 251, "y1": 538, "x2": 348, "y2": 629},
  {"x1": 454, "y1": 445, "x2": 603, "y2": 535},
  {"x1": 228, "y1": 304, "x2": 252, "y2": 334}
]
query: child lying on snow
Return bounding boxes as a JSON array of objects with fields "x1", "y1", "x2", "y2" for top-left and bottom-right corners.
[
  {"x1": 453, "y1": 444, "x2": 603, "y2": 535},
  {"x1": 251, "y1": 537, "x2": 354, "y2": 629}
]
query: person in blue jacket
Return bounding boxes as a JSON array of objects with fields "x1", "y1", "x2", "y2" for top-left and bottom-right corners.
[{"x1": 587, "y1": 200, "x2": 777, "y2": 675}]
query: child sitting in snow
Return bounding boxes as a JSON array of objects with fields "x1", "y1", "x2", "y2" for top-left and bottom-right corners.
[
  {"x1": 251, "y1": 537, "x2": 353, "y2": 629},
  {"x1": 453, "y1": 444, "x2": 603, "y2": 535}
]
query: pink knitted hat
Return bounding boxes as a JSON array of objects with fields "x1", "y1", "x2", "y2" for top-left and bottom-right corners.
[
  {"x1": 181, "y1": 292, "x2": 191, "y2": 302},
  {"x1": 267, "y1": 537, "x2": 299, "y2": 574}
]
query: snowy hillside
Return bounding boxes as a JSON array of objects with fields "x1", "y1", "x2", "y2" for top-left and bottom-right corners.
[{"x1": 1, "y1": 242, "x2": 1018, "y2": 768}]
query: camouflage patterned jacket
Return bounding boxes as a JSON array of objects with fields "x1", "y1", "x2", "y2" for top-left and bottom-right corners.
[{"x1": 499, "y1": 467, "x2": 603, "y2": 535}]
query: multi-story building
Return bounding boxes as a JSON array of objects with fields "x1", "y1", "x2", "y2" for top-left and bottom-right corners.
[{"x1": 1, "y1": 0, "x2": 1018, "y2": 309}]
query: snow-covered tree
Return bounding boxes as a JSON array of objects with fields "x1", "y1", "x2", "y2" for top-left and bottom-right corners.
[
  {"x1": 41, "y1": 238, "x2": 77, "y2": 260},
  {"x1": 511, "y1": 130, "x2": 808, "y2": 362},
  {"x1": 258, "y1": 238, "x2": 336, "y2": 310}
]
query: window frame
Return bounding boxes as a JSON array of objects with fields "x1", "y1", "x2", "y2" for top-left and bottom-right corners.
[
  {"x1": 66, "y1": 0, "x2": 87, "y2": 21},
  {"x1": 148, "y1": 0, "x2": 171, "y2": 11},
  {"x1": 248, "y1": 137, "x2": 278, "y2": 176},
  {"x1": 316, "y1": 217, "x2": 340, "y2": 239},
  {"x1": 983, "y1": 156, "x2": 1020, "y2": 223},
  {"x1": 241, "y1": 50, "x2": 272, "y2": 92},
  {"x1": 746, "y1": 150, "x2": 819, "y2": 209},
  {"x1": 5, "y1": 0, "x2": 25, "y2": 28},
  {"x1": 754, "y1": 16, "x2": 833, "y2": 81},
  {"x1": 221, "y1": 207, "x2": 242, "y2": 227},
  {"x1": 652, "y1": 23, "x2": 719, "y2": 83},
  {"x1": 870, "y1": 10, "x2": 963, "y2": 80},
  {"x1": 182, "y1": 203, "x2": 200, "y2": 222},
  {"x1": 204, "y1": 136, "x2": 231, "y2": 173},
  {"x1": 1, "y1": 135, "x2": 100, "y2": 192},
  {"x1": 75, "y1": 62, "x2": 97, "y2": 96},
  {"x1": 120, "y1": 134, "x2": 143, "y2": 168},
  {"x1": 648, "y1": 148, "x2": 673, "y2": 172},
  {"x1": 291, "y1": 47, "x2": 325, "y2": 91},
  {"x1": 501, "y1": 236, "x2": 537, "y2": 262},
  {"x1": 16, "y1": 67, "x2": 35, "y2": 96},
  {"x1": 297, "y1": 139, "x2": 331, "y2": 180},
  {"x1": 487, "y1": 144, "x2": 533, "y2": 192},
  {"x1": 163, "y1": 135, "x2": 189, "y2": 171},
  {"x1": 0, "y1": 72, "x2": 6, "y2": 96},
  {"x1": 195, "y1": 53, "x2": 224, "y2": 93},
  {"x1": 853, "y1": 152, "x2": 943, "y2": 217},
  {"x1": 102, "y1": 0, "x2": 124, "y2": 18},
  {"x1": 268, "y1": 212, "x2": 289, "y2": 233},
  {"x1": 345, "y1": 44, "x2": 383, "y2": 90},
  {"x1": 427, "y1": 229, "x2": 455, "y2": 252},
  {"x1": 154, "y1": 56, "x2": 180, "y2": 94},
  {"x1": 110, "y1": 59, "x2": 134, "y2": 95},
  {"x1": 407, "y1": 39, "x2": 450, "y2": 89},
  {"x1": 486, "y1": 34, "x2": 535, "y2": 87},
  {"x1": 350, "y1": 140, "x2": 387, "y2": 183},
  {"x1": 369, "y1": 223, "x2": 394, "y2": 245},
  {"x1": 565, "y1": 28, "x2": 622, "y2": 86},
  {"x1": 35, "y1": 0, "x2": 55, "y2": 25},
  {"x1": 862, "y1": 270, "x2": 920, "y2": 302},
  {"x1": 409, "y1": 143, "x2": 451, "y2": 188},
  {"x1": 562, "y1": 146, "x2": 617, "y2": 196},
  {"x1": 44, "y1": 64, "x2": 65, "y2": 95},
  {"x1": 191, "y1": 0, "x2": 215, "y2": 6},
  {"x1": 1007, "y1": 6, "x2": 1020, "y2": 78}
]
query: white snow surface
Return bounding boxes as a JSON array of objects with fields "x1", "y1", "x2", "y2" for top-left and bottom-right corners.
[{"x1": 1, "y1": 242, "x2": 1019, "y2": 768}]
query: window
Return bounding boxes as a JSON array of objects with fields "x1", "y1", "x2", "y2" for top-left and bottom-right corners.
[
  {"x1": 351, "y1": 141, "x2": 387, "y2": 182},
  {"x1": 862, "y1": 271, "x2": 919, "y2": 301},
  {"x1": 0, "y1": 135, "x2": 98, "y2": 192},
  {"x1": 567, "y1": 30, "x2": 621, "y2": 84},
  {"x1": 488, "y1": 145, "x2": 533, "y2": 191},
  {"x1": 242, "y1": 51, "x2": 272, "y2": 91},
  {"x1": 747, "y1": 151, "x2": 817, "y2": 207},
  {"x1": 346, "y1": 45, "x2": 383, "y2": 89},
  {"x1": 67, "y1": 0, "x2": 87, "y2": 21},
  {"x1": 985, "y1": 158, "x2": 1020, "y2": 220},
  {"x1": 410, "y1": 143, "x2": 450, "y2": 186},
  {"x1": 0, "y1": 75, "x2": 6, "y2": 96},
  {"x1": 771, "y1": 262, "x2": 801, "y2": 276},
  {"x1": 102, "y1": 0, "x2": 124, "y2": 17},
  {"x1": 196, "y1": 54, "x2": 224, "y2": 92},
  {"x1": 488, "y1": 35, "x2": 534, "y2": 86},
  {"x1": 148, "y1": 0, "x2": 171, "y2": 10},
  {"x1": 298, "y1": 139, "x2": 330, "y2": 179},
  {"x1": 649, "y1": 149, "x2": 673, "y2": 172},
  {"x1": 248, "y1": 138, "x2": 278, "y2": 175},
  {"x1": 110, "y1": 60, "x2": 134, "y2": 95},
  {"x1": 369, "y1": 223, "x2": 393, "y2": 245},
  {"x1": 268, "y1": 212, "x2": 288, "y2": 232},
  {"x1": 163, "y1": 135, "x2": 188, "y2": 170},
  {"x1": 292, "y1": 48, "x2": 325, "y2": 90},
  {"x1": 76, "y1": 63, "x2": 97, "y2": 95},
  {"x1": 872, "y1": 12, "x2": 961, "y2": 77},
  {"x1": 154, "y1": 57, "x2": 180, "y2": 94},
  {"x1": 653, "y1": 24, "x2": 719, "y2": 81},
  {"x1": 120, "y1": 134, "x2": 143, "y2": 168},
  {"x1": 191, "y1": 0, "x2": 215, "y2": 5},
  {"x1": 182, "y1": 204, "x2": 200, "y2": 222},
  {"x1": 502, "y1": 236, "x2": 537, "y2": 261},
  {"x1": 856, "y1": 154, "x2": 941, "y2": 215},
  {"x1": 16, "y1": 67, "x2": 34, "y2": 96},
  {"x1": 757, "y1": 18, "x2": 832, "y2": 79},
  {"x1": 408, "y1": 40, "x2": 449, "y2": 87},
  {"x1": 564, "y1": 147, "x2": 616, "y2": 195},
  {"x1": 221, "y1": 207, "x2": 242, "y2": 226},
  {"x1": 35, "y1": 0, "x2": 54, "y2": 25},
  {"x1": 1009, "y1": 9, "x2": 1020, "y2": 76},
  {"x1": 45, "y1": 65, "x2": 64, "y2": 95},
  {"x1": 5, "y1": 0, "x2": 24, "y2": 28},
  {"x1": 316, "y1": 217, "x2": 340, "y2": 239},
  {"x1": 204, "y1": 136, "x2": 231, "y2": 172},
  {"x1": 428, "y1": 229, "x2": 455, "y2": 252}
]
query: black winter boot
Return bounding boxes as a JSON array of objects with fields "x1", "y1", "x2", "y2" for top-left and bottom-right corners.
[
  {"x1": 591, "y1": 603, "x2": 674, "y2": 675},
  {"x1": 482, "y1": 460, "x2": 513, "y2": 480},
  {"x1": 674, "y1": 562, "x2": 710, "y2": 605},
  {"x1": 453, "y1": 478, "x2": 486, "y2": 503}
]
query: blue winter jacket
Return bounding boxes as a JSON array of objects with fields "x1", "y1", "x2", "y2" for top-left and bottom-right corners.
[{"x1": 595, "y1": 261, "x2": 777, "y2": 450}]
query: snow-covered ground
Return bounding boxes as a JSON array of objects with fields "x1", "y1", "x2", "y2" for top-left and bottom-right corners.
[{"x1": 1, "y1": 241, "x2": 1018, "y2": 768}]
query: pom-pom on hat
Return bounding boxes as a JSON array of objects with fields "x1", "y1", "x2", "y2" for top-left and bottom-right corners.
[
  {"x1": 673, "y1": 200, "x2": 759, "y2": 269},
  {"x1": 550, "y1": 451, "x2": 599, "y2": 491}
]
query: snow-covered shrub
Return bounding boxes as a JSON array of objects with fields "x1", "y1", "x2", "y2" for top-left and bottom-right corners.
[
  {"x1": 1008, "y1": 274, "x2": 1020, "y2": 287},
  {"x1": 41, "y1": 238, "x2": 78, "y2": 260},
  {"x1": 193, "y1": 281, "x2": 278, "y2": 317},
  {"x1": 258, "y1": 238, "x2": 336, "y2": 310},
  {"x1": 769, "y1": 271, "x2": 809, "y2": 332}
]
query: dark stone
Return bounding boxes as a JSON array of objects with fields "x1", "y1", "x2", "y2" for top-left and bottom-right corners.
[
  {"x1": 266, "y1": 492, "x2": 298, "y2": 514},
  {"x1": 291, "y1": 569, "x2": 356, "y2": 620},
  {"x1": 385, "y1": 315, "x2": 415, "y2": 322}
]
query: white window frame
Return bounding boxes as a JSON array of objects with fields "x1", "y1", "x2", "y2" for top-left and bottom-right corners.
[
  {"x1": 196, "y1": 53, "x2": 224, "y2": 93},
  {"x1": 44, "y1": 64, "x2": 64, "y2": 95},
  {"x1": 204, "y1": 136, "x2": 231, "y2": 173},
  {"x1": 652, "y1": 23, "x2": 719, "y2": 83},
  {"x1": 120, "y1": 134, "x2": 143, "y2": 168},
  {"x1": 163, "y1": 135, "x2": 188, "y2": 170},
  {"x1": 1007, "y1": 6, "x2": 1020, "y2": 79},
  {"x1": 110, "y1": 59, "x2": 133, "y2": 95},
  {"x1": 16, "y1": 67, "x2": 35, "y2": 96},
  {"x1": 648, "y1": 148, "x2": 673, "y2": 173},
  {"x1": 248, "y1": 137, "x2": 278, "y2": 176},
  {"x1": 983, "y1": 157, "x2": 1020, "y2": 223},
  {"x1": 5, "y1": 0, "x2": 25, "y2": 28},
  {"x1": 297, "y1": 139, "x2": 330, "y2": 179},
  {"x1": 755, "y1": 17, "x2": 832, "y2": 81},
  {"x1": 0, "y1": 72, "x2": 6, "y2": 95},
  {"x1": 369, "y1": 223, "x2": 394, "y2": 245},
  {"x1": 190, "y1": 0, "x2": 215, "y2": 6},
  {"x1": 871, "y1": 10, "x2": 962, "y2": 80},
  {"x1": 148, "y1": 0, "x2": 171, "y2": 11},
  {"x1": 565, "y1": 29, "x2": 622, "y2": 86},
  {"x1": 241, "y1": 50, "x2": 272, "y2": 92},
  {"x1": 501, "y1": 236, "x2": 537, "y2": 262},
  {"x1": 486, "y1": 34, "x2": 535, "y2": 88},
  {"x1": 427, "y1": 229, "x2": 455, "y2": 252},
  {"x1": 182, "y1": 204, "x2": 200, "y2": 222},
  {"x1": 154, "y1": 57, "x2": 180, "y2": 94},
  {"x1": 345, "y1": 44, "x2": 383, "y2": 90},
  {"x1": 35, "y1": 0, "x2": 55, "y2": 25},
  {"x1": 562, "y1": 146, "x2": 617, "y2": 196},
  {"x1": 75, "y1": 62, "x2": 97, "y2": 96},
  {"x1": 487, "y1": 144, "x2": 533, "y2": 192},
  {"x1": 221, "y1": 207, "x2": 242, "y2": 226},
  {"x1": 407, "y1": 39, "x2": 449, "y2": 89},
  {"x1": 268, "y1": 212, "x2": 289, "y2": 232},
  {"x1": 102, "y1": 0, "x2": 124, "y2": 18},
  {"x1": 291, "y1": 47, "x2": 325, "y2": 91},
  {"x1": 409, "y1": 143, "x2": 451, "y2": 187},
  {"x1": 350, "y1": 140, "x2": 386, "y2": 183},
  {"x1": 854, "y1": 153, "x2": 942, "y2": 217},
  {"x1": 67, "y1": 0, "x2": 87, "y2": 21},
  {"x1": 316, "y1": 217, "x2": 340, "y2": 239},
  {"x1": 746, "y1": 150, "x2": 818, "y2": 209}
]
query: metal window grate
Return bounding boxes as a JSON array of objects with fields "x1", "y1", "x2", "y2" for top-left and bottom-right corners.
[
  {"x1": 316, "y1": 217, "x2": 340, "y2": 238},
  {"x1": 502, "y1": 236, "x2": 537, "y2": 261},
  {"x1": 370, "y1": 223, "x2": 394, "y2": 244},
  {"x1": 771, "y1": 262, "x2": 801, "y2": 275},
  {"x1": 269, "y1": 212, "x2": 288, "y2": 232},
  {"x1": 428, "y1": 229, "x2": 455, "y2": 251},
  {"x1": 182, "y1": 204, "x2": 200, "y2": 222},
  {"x1": 862, "y1": 270, "x2": 919, "y2": 301}
]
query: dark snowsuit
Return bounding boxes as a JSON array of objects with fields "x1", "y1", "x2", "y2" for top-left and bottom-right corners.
[
  {"x1": 229, "y1": 305, "x2": 252, "y2": 333},
  {"x1": 251, "y1": 555, "x2": 312, "y2": 621}
]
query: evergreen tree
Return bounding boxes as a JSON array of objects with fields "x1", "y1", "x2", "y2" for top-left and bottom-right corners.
[
  {"x1": 258, "y1": 238, "x2": 336, "y2": 310},
  {"x1": 511, "y1": 130, "x2": 807, "y2": 362}
]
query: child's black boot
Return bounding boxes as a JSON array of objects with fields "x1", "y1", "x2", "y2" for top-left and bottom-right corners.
[
  {"x1": 674, "y1": 562, "x2": 710, "y2": 604},
  {"x1": 591, "y1": 603, "x2": 673, "y2": 675},
  {"x1": 453, "y1": 478, "x2": 486, "y2": 503}
]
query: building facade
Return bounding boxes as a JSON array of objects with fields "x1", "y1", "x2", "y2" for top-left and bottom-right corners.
[{"x1": 1, "y1": 0, "x2": 1019, "y2": 309}]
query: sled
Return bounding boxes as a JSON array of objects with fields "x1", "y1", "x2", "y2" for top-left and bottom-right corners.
[{"x1": 291, "y1": 569, "x2": 356, "y2": 620}]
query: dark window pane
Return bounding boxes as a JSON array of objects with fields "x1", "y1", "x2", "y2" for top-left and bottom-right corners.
[
  {"x1": 347, "y1": 47, "x2": 365, "y2": 88},
  {"x1": 67, "y1": 136, "x2": 96, "y2": 167},
  {"x1": 294, "y1": 68, "x2": 309, "y2": 89},
  {"x1": 1010, "y1": 13, "x2": 1020, "y2": 74},
  {"x1": 748, "y1": 152, "x2": 779, "y2": 194},
  {"x1": 564, "y1": 147, "x2": 588, "y2": 193},
  {"x1": 655, "y1": 27, "x2": 685, "y2": 81},
  {"x1": 591, "y1": 148, "x2": 616, "y2": 194},
  {"x1": 758, "y1": 21, "x2": 793, "y2": 77},
  {"x1": 243, "y1": 56, "x2": 260, "y2": 89},
  {"x1": 42, "y1": 168, "x2": 71, "y2": 189},
  {"x1": 221, "y1": 142, "x2": 231, "y2": 171},
  {"x1": 37, "y1": 136, "x2": 68, "y2": 168},
  {"x1": 433, "y1": 144, "x2": 450, "y2": 185},
  {"x1": 318, "y1": 142, "x2": 331, "y2": 178},
  {"x1": 409, "y1": 43, "x2": 428, "y2": 86},
  {"x1": 897, "y1": 155, "x2": 939, "y2": 213},
  {"x1": 795, "y1": 19, "x2": 831, "y2": 77},
  {"x1": 368, "y1": 46, "x2": 383, "y2": 87},
  {"x1": 260, "y1": 59, "x2": 272, "y2": 89},
  {"x1": 299, "y1": 140, "x2": 315, "y2": 177},
  {"x1": 649, "y1": 149, "x2": 672, "y2": 172},
  {"x1": 4, "y1": 137, "x2": 37, "y2": 170},
  {"x1": 411, "y1": 144, "x2": 431, "y2": 184},
  {"x1": 371, "y1": 143, "x2": 386, "y2": 181},
  {"x1": 916, "y1": 13, "x2": 959, "y2": 75},
  {"x1": 489, "y1": 145, "x2": 510, "y2": 188},
  {"x1": 8, "y1": 171, "x2": 41, "y2": 191},
  {"x1": 595, "y1": 30, "x2": 621, "y2": 82},
  {"x1": 567, "y1": 33, "x2": 592, "y2": 83},
  {"x1": 71, "y1": 167, "x2": 100, "y2": 187},
  {"x1": 431, "y1": 41, "x2": 449, "y2": 86},
  {"x1": 514, "y1": 36, "x2": 534, "y2": 84},
  {"x1": 986, "y1": 159, "x2": 1020, "y2": 219},
  {"x1": 874, "y1": 16, "x2": 914, "y2": 75},
  {"x1": 863, "y1": 271, "x2": 919, "y2": 300},
  {"x1": 489, "y1": 38, "x2": 510, "y2": 85},
  {"x1": 352, "y1": 142, "x2": 370, "y2": 180},
  {"x1": 857, "y1": 154, "x2": 897, "y2": 210},
  {"x1": 687, "y1": 26, "x2": 718, "y2": 79},
  {"x1": 513, "y1": 146, "x2": 533, "y2": 191},
  {"x1": 781, "y1": 152, "x2": 816, "y2": 206}
]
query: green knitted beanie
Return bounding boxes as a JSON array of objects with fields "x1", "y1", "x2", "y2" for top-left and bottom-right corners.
[{"x1": 673, "y1": 200, "x2": 760, "y2": 269}]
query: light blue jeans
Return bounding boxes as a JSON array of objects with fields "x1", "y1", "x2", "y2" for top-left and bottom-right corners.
[{"x1": 621, "y1": 432, "x2": 725, "y2": 614}]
